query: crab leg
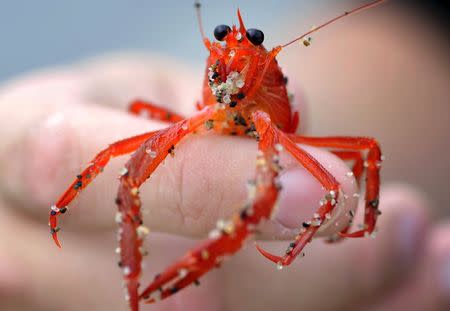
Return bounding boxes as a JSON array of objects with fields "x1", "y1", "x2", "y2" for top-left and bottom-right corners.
[
  {"x1": 254, "y1": 123, "x2": 341, "y2": 267},
  {"x1": 49, "y1": 131, "x2": 158, "y2": 247},
  {"x1": 129, "y1": 99, "x2": 185, "y2": 123},
  {"x1": 115, "y1": 110, "x2": 212, "y2": 311},
  {"x1": 290, "y1": 135, "x2": 382, "y2": 238},
  {"x1": 139, "y1": 110, "x2": 284, "y2": 304}
]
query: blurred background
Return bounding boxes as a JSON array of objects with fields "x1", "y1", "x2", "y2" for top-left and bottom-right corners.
[{"x1": 0, "y1": 1, "x2": 447, "y2": 80}]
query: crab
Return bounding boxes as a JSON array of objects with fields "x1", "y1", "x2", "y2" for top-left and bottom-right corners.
[{"x1": 49, "y1": 1, "x2": 384, "y2": 310}]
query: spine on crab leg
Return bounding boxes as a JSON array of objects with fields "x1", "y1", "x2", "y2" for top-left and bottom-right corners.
[
  {"x1": 254, "y1": 113, "x2": 342, "y2": 267},
  {"x1": 139, "y1": 110, "x2": 284, "y2": 303},
  {"x1": 129, "y1": 99, "x2": 185, "y2": 123},
  {"x1": 289, "y1": 135, "x2": 382, "y2": 238},
  {"x1": 114, "y1": 110, "x2": 212, "y2": 311},
  {"x1": 48, "y1": 131, "x2": 158, "y2": 247}
]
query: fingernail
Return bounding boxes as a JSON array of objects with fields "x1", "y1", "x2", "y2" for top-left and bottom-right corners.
[
  {"x1": 274, "y1": 168, "x2": 324, "y2": 229},
  {"x1": 395, "y1": 210, "x2": 426, "y2": 267}
]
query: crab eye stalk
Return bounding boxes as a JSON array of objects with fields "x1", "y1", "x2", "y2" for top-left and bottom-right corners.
[
  {"x1": 246, "y1": 28, "x2": 264, "y2": 46},
  {"x1": 214, "y1": 25, "x2": 231, "y2": 41}
]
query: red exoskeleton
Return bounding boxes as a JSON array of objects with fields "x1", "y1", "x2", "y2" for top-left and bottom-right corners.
[{"x1": 49, "y1": 1, "x2": 385, "y2": 310}]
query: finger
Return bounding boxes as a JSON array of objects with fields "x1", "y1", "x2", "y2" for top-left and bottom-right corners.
[
  {"x1": 0, "y1": 104, "x2": 357, "y2": 238},
  {"x1": 75, "y1": 53, "x2": 202, "y2": 115},
  {"x1": 369, "y1": 222, "x2": 450, "y2": 311},
  {"x1": 222, "y1": 184, "x2": 430, "y2": 310},
  {"x1": 0, "y1": 58, "x2": 356, "y2": 239}
]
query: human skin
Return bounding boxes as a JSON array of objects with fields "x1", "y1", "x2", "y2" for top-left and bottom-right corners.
[{"x1": 0, "y1": 55, "x2": 448, "y2": 311}]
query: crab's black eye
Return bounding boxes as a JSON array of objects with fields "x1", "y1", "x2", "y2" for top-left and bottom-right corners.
[
  {"x1": 246, "y1": 28, "x2": 264, "y2": 46},
  {"x1": 214, "y1": 25, "x2": 231, "y2": 41}
]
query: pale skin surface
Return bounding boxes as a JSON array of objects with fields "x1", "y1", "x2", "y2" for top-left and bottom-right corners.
[{"x1": 0, "y1": 54, "x2": 448, "y2": 311}]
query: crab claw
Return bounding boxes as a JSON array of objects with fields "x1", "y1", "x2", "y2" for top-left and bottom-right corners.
[
  {"x1": 52, "y1": 233, "x2": 62, "y2": 248},
  {"x1": 255, "y1": 243, "x2": 283, "y2": 265},
  {"x1": 49, "y1": 211, "x2": 62, "y2": 248}
]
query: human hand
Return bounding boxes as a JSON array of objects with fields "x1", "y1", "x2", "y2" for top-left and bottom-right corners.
[{"x1": 0, "y1": 54, "x2": 448, "y2": 311}]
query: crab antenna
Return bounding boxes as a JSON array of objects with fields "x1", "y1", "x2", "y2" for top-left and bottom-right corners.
[
  {"x1": 194, "y1": 1, "x2": 211, "y2": 49},
  {"x1": 280, "y1": 0, "x2": 386, "y2": 48}
]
